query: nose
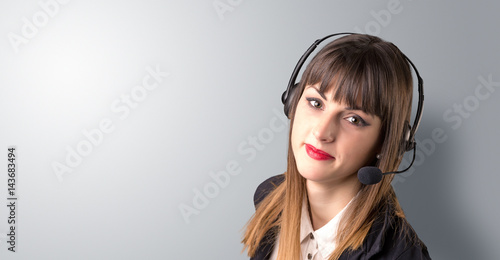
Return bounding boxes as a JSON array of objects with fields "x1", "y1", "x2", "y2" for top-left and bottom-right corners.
[{"x1": 312, "y1": 115, "x2": 337, "y2": 143}]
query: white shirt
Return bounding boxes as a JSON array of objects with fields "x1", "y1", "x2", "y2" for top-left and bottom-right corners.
[{"x1": 269, "y1": 197, "x2": 353, "y2": 260}]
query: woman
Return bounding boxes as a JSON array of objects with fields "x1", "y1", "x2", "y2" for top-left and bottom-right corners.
[{"x1": 242, "y1": 34, "x2": 431, "y2": 260}]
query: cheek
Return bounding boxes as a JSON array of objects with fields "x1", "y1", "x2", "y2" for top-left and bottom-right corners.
[
  {"x1": 290, "y1": 119, "x2": 303, "y2": 150},
  {"x1": 291, "y1": 107, "x2": 303, "y2": 135},
  {"x1": 348, "y1": 133, "x2": 380, "y2": 162},
  {"x1": 290, "y1": 110, "x2": 310, "y2": 152}
]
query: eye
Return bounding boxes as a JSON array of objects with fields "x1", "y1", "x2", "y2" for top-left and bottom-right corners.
[
  {"x1": 306, "y1": 98, "x2": 323, "y2": 109},
  {"x1": 346, "y1": 116, "x2": 367, "y2": 126}
]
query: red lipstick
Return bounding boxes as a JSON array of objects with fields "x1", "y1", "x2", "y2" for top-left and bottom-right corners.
[{"x1": 305, "y1": 144, "x2": 334, "y2": 161}]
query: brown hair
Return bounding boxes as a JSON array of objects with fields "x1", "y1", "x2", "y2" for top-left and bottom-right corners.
[{"x1": 242, "y1": 34, "x2": 414, "y2": 260}]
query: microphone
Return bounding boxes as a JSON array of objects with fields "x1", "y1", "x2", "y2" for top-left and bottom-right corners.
[
  {"x1": 357, "y1": 167, "x2": 383, "y2": 185},
  {"x1": 357, "y1": 145, "x2": 417, "y2": 185}
]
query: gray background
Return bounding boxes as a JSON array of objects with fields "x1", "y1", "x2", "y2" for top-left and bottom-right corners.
[{"x1": 0, "y1": 0, "x2": 499, "y2": 259}]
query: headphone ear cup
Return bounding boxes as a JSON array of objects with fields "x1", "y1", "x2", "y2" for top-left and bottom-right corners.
[
  {"x1": 283, "y1": 83, "x2": 300, "y2": 118},
  {"x1": 400, "y1": 121, "x2": 413, "y2": 155}
]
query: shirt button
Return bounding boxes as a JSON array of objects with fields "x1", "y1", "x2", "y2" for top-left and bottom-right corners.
[
  {"x1": 307, "y1": 253, "x2": 312, "y2": 259},
  {"x1": 309, "y1": 233, "x2": 314, "y2": 239}
]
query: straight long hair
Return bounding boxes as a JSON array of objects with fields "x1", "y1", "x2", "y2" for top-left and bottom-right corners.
[{"x1": 242, "y1": 34, "x2": 414, "y2": 260}]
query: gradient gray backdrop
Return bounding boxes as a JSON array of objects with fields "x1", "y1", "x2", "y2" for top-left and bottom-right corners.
[{"x1": 0, "y1": 0, "x2": 499, "y2": 259}]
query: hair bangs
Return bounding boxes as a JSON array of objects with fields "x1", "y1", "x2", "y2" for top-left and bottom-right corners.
[{"x1": 302, "y1": 49, "x2": 390, "y2": 119}]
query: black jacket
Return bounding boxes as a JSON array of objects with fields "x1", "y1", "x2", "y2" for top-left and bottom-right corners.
[{"x1": 251, "y1": 175, "x2": 431, "y2": 260}]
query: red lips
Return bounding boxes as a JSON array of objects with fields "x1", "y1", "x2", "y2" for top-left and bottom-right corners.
[{"x1": 305, "y1": 144, "x2": 334, "y2": 160}]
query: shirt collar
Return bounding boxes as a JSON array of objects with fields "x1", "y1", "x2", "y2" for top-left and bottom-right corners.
[
  {"x1": 299, "y1": 195, "x2": 355, "y2": 259},
  {"x1": 299, "y1": 196, "x2": 314, "y2": 242}
]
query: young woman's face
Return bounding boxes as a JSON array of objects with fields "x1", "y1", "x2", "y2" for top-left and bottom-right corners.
[{"x1": 291, "y1": 84, "x2": 382, "y2": 185}]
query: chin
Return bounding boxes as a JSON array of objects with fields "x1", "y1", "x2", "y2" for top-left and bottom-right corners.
[
  {"x1": 296, "y1": 163, "x2": 332, "y2": 182},
  {"x1": 296, "y1": 161, "x2": 358, "y2": 184}
]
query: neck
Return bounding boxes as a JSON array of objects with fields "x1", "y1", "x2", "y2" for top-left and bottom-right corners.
[{"x1": 306, "y1": 175, "x2": 360, "y2": 230}]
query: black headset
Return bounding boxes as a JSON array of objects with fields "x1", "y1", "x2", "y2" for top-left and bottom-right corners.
[{"x1": 281, "y1": 32, "x2": 424, "y2": 156}]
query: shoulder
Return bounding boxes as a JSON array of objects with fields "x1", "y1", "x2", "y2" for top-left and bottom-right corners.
[
  {"x1": 250, "y1": 175, "x2": 284, "y2": 260},
  {"x1": 341, "y1": 201, "x2": 431, "y2": 260},
  {"x1": 364, "y1": 204, "x2": 431, "y2": 259},
  {"x1": 253, "y1": 174, "x2": 285, "y2": 208},
  {"x1": 382, "y1": 214, "x2": 431, "y2": 260}
]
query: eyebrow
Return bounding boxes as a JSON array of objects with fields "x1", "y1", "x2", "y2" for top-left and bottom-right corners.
[
  {"x1": 307, "y1": 85, "x2": 327, "y2": 100},
  {"x1": 307, "y1": 85, "x2": 374, "y2": 117}
]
